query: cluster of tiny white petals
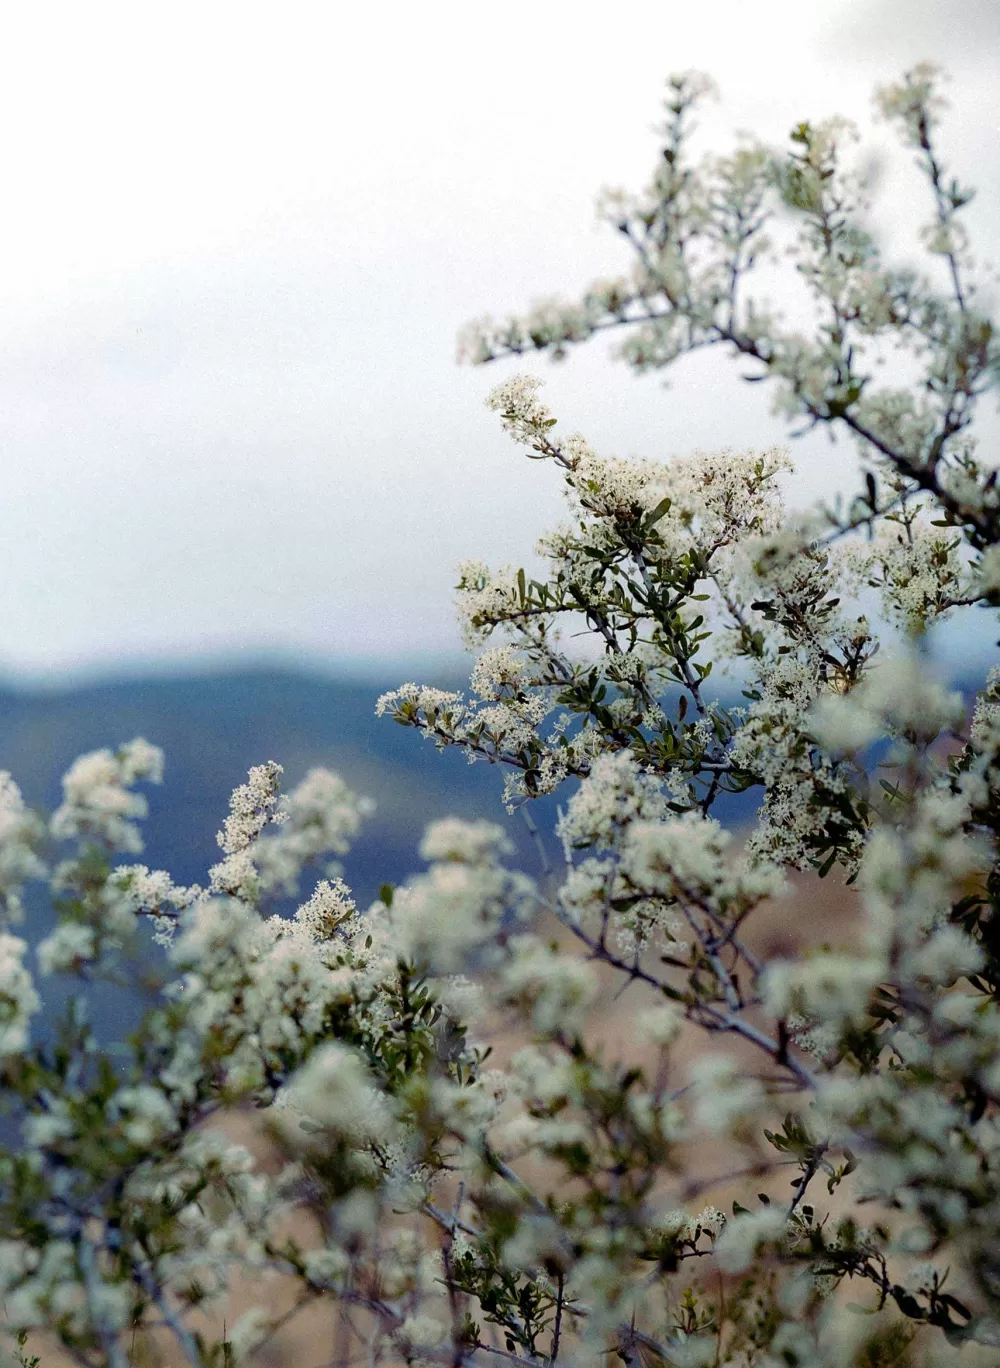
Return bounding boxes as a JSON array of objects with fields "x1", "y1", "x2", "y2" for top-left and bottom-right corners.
[
  {"x1": 253, "y1": 767, "x2": 374, "y2": 897},
  {"x1": 106, "y1": 863, "x2": 200, "y2": 946},
  {"x1": 763, "y1": 953, "x2": 886, "y2": 1026},
  {"x1": 0, "y1": 774, "x2": 45, "y2": 925},
  {"x1": 419, "y1": 817, "x2": 511, "y2": 865},
  {"x1": 484, "y1": 374, "x2": 554, "y2": 444},
  {"x1": 623, "y1": 811, "x2": 784, "y2": 915},
  {"x1": 215, "y1": 761, "x2": 285, "y2": 857},
  {"x1": 0, "y1": 933, "x2": 39, "y2": 1053},
  {"x1": 500, "y1": 934, "x2": 597, "y2": 1035},
  {"x1": 874, "y1": 62, "x2": 948, "y2": 142},
  {"x1": 207, "y1": 761, "x2": 372, "y2": 907},
  {"x1": 377, "y1": 672, "x2": 558, "y2": 808},
  {"x1": 637, "y1": 1002, "x2": 683, "y2": 1047},
  {"x1": 470, "y1": 644, "x2": 528, "y2": 700},
  {"x1": 454, "y1": 562, "x2": 525, "y2": 647},
  {"x1": 389, "y1": 820, "x2": 533, "y2": 972},
  {"x1": 557, "y1": 751, "x2": 669, "y2": 857},
  {"x1": 276, "y1": 1042, "x2": 395, "y2": 1148},
  {"x1": 976, "y1": 543, "x2": 1000, "y2": 594},
  {"x1": 35, "y1": 922, "x2": 97, "y2": 976},
  {"x1": 108, "y1": 1083, "x2": 178, "y2": 1147},
  {"x1": 283, "y1": 876, "x2": 358, "y2": 942},
  {"x1": 227, "y1": 1307, "x2": 272, "y2": 1364},
  {"x1": 375, "y1": 682, "x2": 465, "y2": 719},
  {"x1": 731, "y1": 652, "x2": 866, "y2": 871},
  {"x1": 847, "y1": 519, "x2": 965, "y2": 630},
  {"x1": 50, "y1": 738, "x2": 164, "y2": 854},
  {"x1": 812, "y1": 654, "x2": 964, "y2": 754},
  {"x1": 713, "y1": 1205, "x2": 789, "y2": 1273},
  {"x1": 689, "y1": 1054, "x2": 764, "y2": 1137},
  {"x1": 623, "y1": 812, "x2": 730, "y2": 901}
]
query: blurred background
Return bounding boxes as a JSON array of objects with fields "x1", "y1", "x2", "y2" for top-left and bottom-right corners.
[{"x1": 0, "y1": 0, "x2": 998, "y2": 897}]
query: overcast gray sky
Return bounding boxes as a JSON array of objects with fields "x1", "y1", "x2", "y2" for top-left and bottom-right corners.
[{"x1": 1, "y1": 0, "x2": 997, "y2": 682}]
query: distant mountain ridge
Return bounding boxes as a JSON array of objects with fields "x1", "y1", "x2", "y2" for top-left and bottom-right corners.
[
  {"x1": 0, "y1": 666, "x2": 544, "y2": 911},
  {"x1": 0, "y1": 666, "x2": 560, "y2": 1055},
  {"x1": 0, "y1": 661, "x2": 979, "y2": 910},
  {"x1": 0, "y1": 662, "x2": 982, "y2": 1056}
]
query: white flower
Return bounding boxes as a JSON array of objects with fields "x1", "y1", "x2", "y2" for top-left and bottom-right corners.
[
  {"x1": 22, "y1": 1106, "x2": 75, "y2": 1149},
  {"x1": 288, "y1": 877, "x2": 358, "y2": 941},
  {"x1": 903, "y1": 1261, "x2": 940, "y2": 1295},
  {"x1": 975, "y1": 544, "x2": 1000, "y2": 594},
  {"x1": 277, "y1": 1043, "x2": 395, "y2": 1147},
  {"x1": 110, "y1": 1085, "x2": 178, "y2": 1146},
  {"x1": 848, "y1": 519, "x2": 964, "y2": 630},
  {"x1": 116, "y1": 738, "x2": 164, "y2": 786},
  {"x1": 861, "y1": 655, "x2": 964, "y2": 739},
  {"x1": 874, "y1": 63, "x2": 948, "y2": 144},
  {"x1": 902, "y1": 926, "x2": 984, "y2": 985},
  {"x1": 763, "y1": 954, "x2": 884, "y2": 1026},
  {"x1": 557, "y1": 751, "x2": 669, "y2": 856},
  {"x1": 501, "y1": 935, "x2": 597, "y2": 1036},
  {"x1": 470, "y1": 644, "x2": 529, "y2": 700},
  {"x1": 693, "y1": 1205, "x2": 726, "y2": 1238},
  {"x1": 389, "y1": 832, "x2": 531, "y2": 974},
  {"x1": 809, "y1": 693, "x2": 880, "y2": 753},
  {"x1": 419, "y1": 818, "x2": 511, "y2": 865},
  {"x1": 228, "y1": 1307, "x2": 271, "y2": 1363},
  {"x1": 51, "y1": 739, "x2": 164, "y2": 854},
  {"x1": 502, "y1": 1213, "x2": 571, "y2": 1273},
  {"x1": 394, "y1": 1314, "x2": 447, "y2": 1361},
  {"x1": 0, "y1": 934, "x2": 39, "y2": 1053},
  {"x1": 36, "y1": 922, "x2": 97, "y2": 976},
  {"x1": 623, "y1": 812, "x2": 730, "y2": 899},
  {"x1": 689, "y1": 1055, "x2": 763, "y2": 1135},
  {"x1": 215, "y1": 761, "x2": 285, "y2": 857},
  {"x1": 714, "y1": 1205, "x2": 788, "y2": 1272},
  {"x1": 302, "y1": 1246, "x2": 349, "y2": 1288},
  {"x1": 637, "y1": 1002, "x2": 683, "y2": 1047},
  {"x1": 0, "y1": 774, "x2": 45, "y2": 924},
  {"x1": 254, "y1": 768, "x2": 373, "y2": 897},
  {"x1": 376, "y1": 682, "x2": 464, "y2": 719},
  {"x1": 85, "y1": 1279, "x2": 132, "y2": 1333},
  {"x1": 485, "y1": 374, "x2": 554, "y2": 445}
]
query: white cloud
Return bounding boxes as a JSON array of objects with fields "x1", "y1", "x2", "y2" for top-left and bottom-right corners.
[{"x1": 0, "y1": 0, "x2": 995, "y2": 677}]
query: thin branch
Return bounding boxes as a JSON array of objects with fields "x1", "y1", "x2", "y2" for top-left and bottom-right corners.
[
  {"x1": 131, "y1": 1258, "x2": 207, "y2": 1368},
  {"x1": 78, "y1": 1237, "x2": 131, "y2": 1368}
]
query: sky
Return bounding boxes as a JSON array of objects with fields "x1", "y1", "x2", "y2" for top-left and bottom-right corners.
[{"x1": 0, "y1": 0, "x2": 997, "y2": 683}]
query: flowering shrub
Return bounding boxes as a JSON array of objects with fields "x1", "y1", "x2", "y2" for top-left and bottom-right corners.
[{"x1": 2, "y1": 62, "x2": 1000, "y2": 1368}]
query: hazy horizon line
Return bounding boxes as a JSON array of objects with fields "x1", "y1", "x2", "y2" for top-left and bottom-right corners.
[{"x1": 0, "y1": 621, "x2": 996, "y2": 695}]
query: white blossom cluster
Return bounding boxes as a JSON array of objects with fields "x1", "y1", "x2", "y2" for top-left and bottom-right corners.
[
  {"x1": 0, "y1": 774, "x2": 45, "y2": 925},
  {"x1": 50, "y1": 737, "x2": 164, "y2": 854}
]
